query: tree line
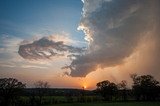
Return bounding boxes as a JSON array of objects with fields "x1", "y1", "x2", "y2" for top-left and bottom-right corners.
[
  {"x1": 0, "y1": 74, "x2": 160, "y2": 106},
  {"x1": 96, "y1": 74, "x2": 160, "y2": 101}
]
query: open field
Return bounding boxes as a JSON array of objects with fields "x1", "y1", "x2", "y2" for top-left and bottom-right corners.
[{"x1": 46, "y1": 102, "x2": 160, "y2": 106}]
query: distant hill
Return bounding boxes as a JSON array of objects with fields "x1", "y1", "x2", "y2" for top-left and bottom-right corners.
[{"x1": 22, "y1": 88, "x2": 95, "y2": 96}]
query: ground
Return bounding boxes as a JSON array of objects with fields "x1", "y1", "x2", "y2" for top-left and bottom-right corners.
[{"x1": 46, "y1": 102, "x2": 160, "y2": 106}]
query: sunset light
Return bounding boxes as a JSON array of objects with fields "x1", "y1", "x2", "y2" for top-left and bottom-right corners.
[
  {"x1": 0, "y1": 0, "x2": 160, "y2": 105},
  {"x1": 83, "y1": 85, "x2": 87, "y2": 89}
]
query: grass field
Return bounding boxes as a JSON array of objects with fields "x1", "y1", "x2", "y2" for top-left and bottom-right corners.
[{"x1": 46, "y1": 102, "x2": 160, "y2": 106}]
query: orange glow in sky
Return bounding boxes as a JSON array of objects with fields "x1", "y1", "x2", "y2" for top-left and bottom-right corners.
[
  {"x1": 0, "y1": 0, "x2": 160, "y2": 90},
  {"x1": 83, "y1": 85, "x2": 87, "y2": 89}
]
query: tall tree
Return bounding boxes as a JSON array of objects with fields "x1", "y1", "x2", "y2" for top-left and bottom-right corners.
[
  {"x1": 34, "y1": 81, "x2": 50, "y2": 105},
  {"x1": 118, "y1": 80, "x2": 128, "y2": 101},
  {"x1": 0, "y1": 78, "x2": 25, "y2": 106},
  {"x1": 131, "y1": 74, "x2": 160, "y2": 101},
  {"x1": 96, "y1": 80, "x2": 118, "y2": 101}
]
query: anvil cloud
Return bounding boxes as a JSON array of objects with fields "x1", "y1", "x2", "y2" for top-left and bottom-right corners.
[{"x1": 67, "y1": 0, "x2": 160, "y2": 77}]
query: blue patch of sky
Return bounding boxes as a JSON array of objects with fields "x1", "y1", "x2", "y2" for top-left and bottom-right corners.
[{"x1": 0, "y1": 0, "x2": 85, "y2": 46}]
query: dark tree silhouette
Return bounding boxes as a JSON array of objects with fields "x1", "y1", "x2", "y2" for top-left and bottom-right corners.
[
  {"x1": 0, "y1": 78, "x2": 25, "y2": 106},
  {"x1": 34, "y1": 81, "x2": 50, "y2": 105},
  {"x1": 131, "y1": 74, "x2": 160, "y2": 101},
  {"x1": 96, "y1": 80, "x2": 118, "y2": 101},
  {"x1": 118, "y1": 80, "x2": 128, "y2": 101}
]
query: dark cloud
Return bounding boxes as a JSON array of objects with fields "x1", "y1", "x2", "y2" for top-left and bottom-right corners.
[
  {"x1": 67, "y1": 0, "x2": 160, "y2": 77},
  {"x1": 18, "y1": 37, "x2": 84, "y2": 60}
]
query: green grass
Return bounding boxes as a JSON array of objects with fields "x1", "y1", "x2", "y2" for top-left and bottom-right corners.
[{"x1": 46, "y1": 102, "x2": 160, "y2": 106}]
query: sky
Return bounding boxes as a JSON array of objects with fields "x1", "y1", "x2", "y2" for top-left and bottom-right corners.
[{"x1": 0, "y1": 0, "x2": 160, "y2": 89}]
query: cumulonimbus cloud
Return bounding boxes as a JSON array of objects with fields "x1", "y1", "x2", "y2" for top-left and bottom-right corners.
[
  {"x1": 66, "y1": 0, "x2": 160, "y2": 77},
  {"x1": 18, "y1": 37, "x2": 85, "y2": 60},
  {"x1": 18, "y1": 0, "x2": 160, "y2": 78}
]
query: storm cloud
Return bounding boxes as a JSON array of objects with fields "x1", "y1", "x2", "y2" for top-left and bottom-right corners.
[
  {"x1": 18, "y1": 37, "x2": 84, "y2": 60},
  {"x1": 67, "y1": 0, "x2": 160, "y2": 77},
  {"x1": 18, "y1": 0, "x2": 160, "y2": 78}
]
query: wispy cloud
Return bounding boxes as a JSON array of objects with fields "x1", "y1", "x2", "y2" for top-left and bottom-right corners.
[
  {"x1": 20, "y1": 65, "x2": 48, "y2": 69},
  {"x1": 0, "y1": 34, "x2": 22, "y2": 53},
  {"x1": 0, "y1": 35, "x2": 23, "y2": 68}
]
